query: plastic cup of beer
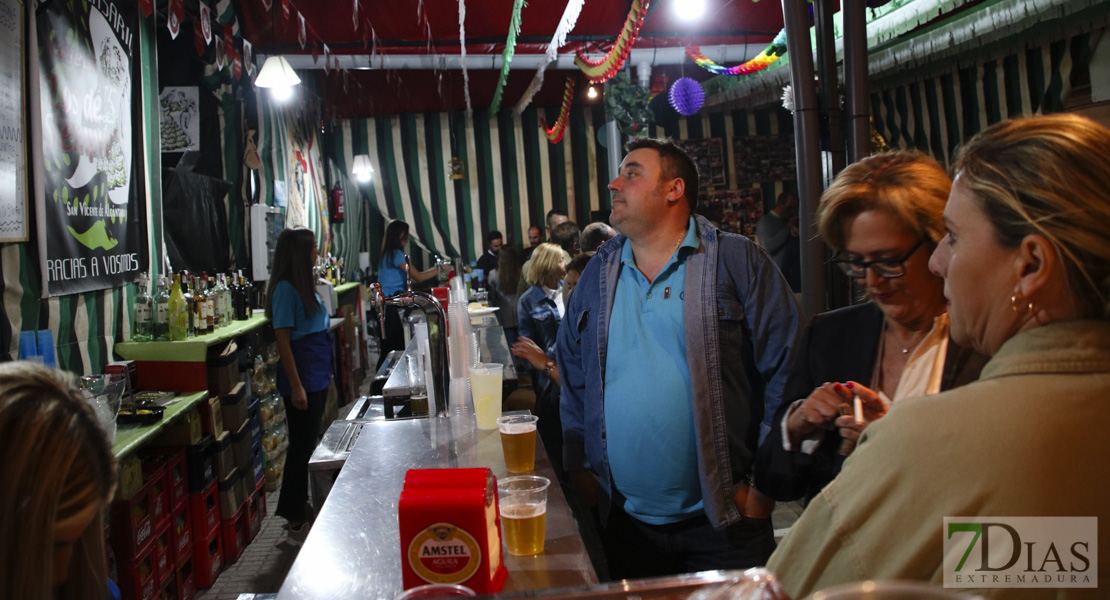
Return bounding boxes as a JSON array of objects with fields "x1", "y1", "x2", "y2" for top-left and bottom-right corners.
[
  {"x1": 469, "y1": 363, "x2": 503, "y2": 430},
  {"x1": 497, "y1": 475, "x2": 549, "y2": 556},
  {"x1": 393, "y1": 583, "x2": 476, "y2": 599},
  {"x1": 497, "y1": 414, "x2": 539, "y2": 473}
]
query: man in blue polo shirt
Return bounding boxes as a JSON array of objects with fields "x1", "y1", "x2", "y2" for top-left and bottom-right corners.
[{"x1": 557, "y1": 138, "x2": 801, "y2": 578}]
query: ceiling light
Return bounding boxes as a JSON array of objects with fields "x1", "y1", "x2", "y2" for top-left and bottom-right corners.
[
  {"x1": 674, "y1": 0, "x2": 707, "y2": 21},
  {"x1": 352, "y1": 155, "x2": 374, "y2": 183},
  {"x1": 255, "y1": 56, "x2": 301, "y2": 101},
  {"x1": 587, "y1": 84, "x2": 598, "y2": 99}
]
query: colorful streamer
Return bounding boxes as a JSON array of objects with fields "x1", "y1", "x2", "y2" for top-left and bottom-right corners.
[
  {"x1": 489, "y1": 0, "x2": 527, "y2": 114},
  {"x1": 686, "y1": 29, "x2": 788, "y2": 76},
  {"x1": 539, "y1": 76, "x2": 576, "y2": 143},
  {"x1": 574, "y1": 0, "x2": 651, "y2": 84},
  {"x1": 515, "y1": 0, "x2": 585, "y2": 114}
]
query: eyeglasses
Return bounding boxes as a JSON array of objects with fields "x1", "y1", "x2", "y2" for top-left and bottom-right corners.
[{"x1": 833, "y1": 238, "x2": 926, "y2": 279}]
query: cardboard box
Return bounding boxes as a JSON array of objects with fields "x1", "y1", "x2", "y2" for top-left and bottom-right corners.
[
  {"x1": 155, "y1": 408, "x2": 202, "y2": 447},
  {"x1": 198, "y1": 395, "x2": 223, "y2": 436},
  {"x1": 207, "y1": 341, "x2": 239, "y2": 397},
  {"x1": 211, "y1": 431, "x2": 235, "y2": 480},
  {"x1": 218, "y1": 468, "x2": 244, "y2": 518},
  {"x1": 220, "y1": 382, "x2": 247, "y2": 433},
  {"x1": 231, "y1": 420, "x2": 253, "y2": 474}
]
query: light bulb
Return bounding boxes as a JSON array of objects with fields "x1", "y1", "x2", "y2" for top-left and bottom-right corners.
[
  {"x1": 357, "y1": 171, "x2": 371, "y2": 183},
  {"x1": 271, "y1": 86, "x2": 293, "y2": 101},
  {"x1": 674, "y1": 0, "x2": 707, "y2": 21},
  {"x1": 587, "y1": 85, "x2": 598, "y2": 99}
]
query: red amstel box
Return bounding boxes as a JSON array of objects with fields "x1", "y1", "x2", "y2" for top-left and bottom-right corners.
[{"x1": 398, "y1": 468, "x2": 506, "y2": 594}]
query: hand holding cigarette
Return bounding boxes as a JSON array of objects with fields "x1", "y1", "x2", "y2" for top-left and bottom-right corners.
[{"x1": 835, "y1": 382, "x2": 887, "y2": 456}]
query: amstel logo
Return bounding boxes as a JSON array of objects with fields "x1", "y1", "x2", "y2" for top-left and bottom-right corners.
[{"x1": 408, "y1": 522, "x2": 482, "y2": 584}]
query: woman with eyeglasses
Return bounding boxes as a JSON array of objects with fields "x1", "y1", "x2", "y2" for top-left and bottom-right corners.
[{"x1": 754, "y1": 151, "x2": 987, "y2": 504}]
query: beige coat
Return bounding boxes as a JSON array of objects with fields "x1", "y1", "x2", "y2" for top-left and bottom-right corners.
[{"x1": 767, "y1": 320, "x2": 1110, "y2": 599}]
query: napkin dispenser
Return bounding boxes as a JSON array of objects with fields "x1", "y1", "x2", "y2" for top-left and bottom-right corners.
[{"x1": 398, "y1": 468, "x2": 506, "y2": 593}]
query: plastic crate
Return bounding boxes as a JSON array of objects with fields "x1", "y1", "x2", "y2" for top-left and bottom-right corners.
[
  {"x1": 157, "y1": 570, "x2": 175, "y2": 600},
  {"x1": 185, "y1": 434, "x2": 215, "y2": 493},
  {"x1": 111, "y1": 474, "x2": 156, "y2": 561},
  {"x1": 169, "y1": 502, "x2": 192, "y2": 566},
  {"x1": 140, "y1": 449, "x2": 188, "y2": 513},
  {"x1": 175, "y1": 553, "x2": 196, "y2": 600},
  {"x1": 118, "y1": 543, "x2": 157, "y2": 600},
  {"x1": 152, "y1": 520, "x2": 173, "y2": 588},
  {"x1": 192, "y1": 524, "x2": 224, "y2": 589},
  {"x1": 220, "y1": 503, "x2": 248, "y2": 564},
  {"x1": 246, "y1": 478, "x2": 267, "y2": 543},
  {"x1": 188, "y1": 480, "x2": 220, "y2": 540}
]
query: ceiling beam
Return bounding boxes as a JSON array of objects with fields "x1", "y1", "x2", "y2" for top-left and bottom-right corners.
[{"x1": 271, "y1": 44, "x2": 769, "y2": 70}]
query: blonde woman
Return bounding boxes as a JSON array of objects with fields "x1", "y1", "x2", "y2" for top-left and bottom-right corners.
[
  {"x1": 0, "y1": 361, "x2": 117, "y2": 600},
  {"x1": 516, "y1": 243, "x2": 570, "y2": 376}
]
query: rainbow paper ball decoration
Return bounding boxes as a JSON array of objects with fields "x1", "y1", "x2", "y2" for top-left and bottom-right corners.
[{"x1": 669, "y1": 78, "x2": 705, "y2": 116}]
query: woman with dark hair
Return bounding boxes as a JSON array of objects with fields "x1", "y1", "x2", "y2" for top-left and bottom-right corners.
[
  {"x1": 489, "y1": 243, "x2": 524, "y2": 348},
  {"x1": 377, "y1": 220, "x2": 438, "y2": 369},
  {"x1": 0, "y1": 361, "x2": 117, "y2": 600},
  {"x1": 265, "y1": 227, "x2": 333, "y2": 545}
]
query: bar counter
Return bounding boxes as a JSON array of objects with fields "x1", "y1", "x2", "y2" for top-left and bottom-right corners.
[{"x1": 278, "y1": 412, "x2": 598, "y2": 599}]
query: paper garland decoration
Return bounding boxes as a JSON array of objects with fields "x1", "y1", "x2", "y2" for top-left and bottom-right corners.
[
  {"x1": 686, "y1": 29, "x2": 788, "y2": 76},
  {"x1": 459, "y1": 0, "x2": 472, "y2": 115},
  {"x1": 515, "y1": 0, "x2": 585, "y2": 114},
  {"x1": 539, "y1": 76, "x2": 576, "y2": 143},
  {"x1": 574, "y1": 0, "x2": 651, "y2": 84},
  {"x1": 669, "y1": 78, "x2": 704, "y2": 116},
  {"x1": 489, "y1": 0, "x2": 527, "y2": 114}
]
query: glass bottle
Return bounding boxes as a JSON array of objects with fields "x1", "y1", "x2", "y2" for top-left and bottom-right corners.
[
  {"x1": 201, "y1": 272, "x2": 216, "y2": 330},
  {"x1": 154, "y1": 275, "x2": 170, "y2": 341},
  {"x1": 168, "y1": 274, "x2": 188, "y2": 341},
  {"x1": 132, "y1": 273, "x2": 153, "y2": 342},
  {"x1": 182, "y1": 273, "x2": 197, "y2": 338}
]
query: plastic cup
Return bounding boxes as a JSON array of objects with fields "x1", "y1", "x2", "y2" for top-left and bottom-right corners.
[
  {"x1": 808, "y1": 580, "x2": 984, "y2": 599},
  {"x1": 394, "y1": 583, "x2": 476, "y2": 600},
  {"x1": 497, "y1": 414, "x2": 539, "y2": 473},
  {"x1": 469, "y1": 363, "x2": 503, "y2": 430},
  {"x1": 497, "y1": 476, "x2": 549, "y2": 556}
]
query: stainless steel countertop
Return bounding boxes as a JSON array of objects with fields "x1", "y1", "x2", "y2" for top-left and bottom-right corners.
[{"x1": 278, "y1": 414, "x2": 597, "y2": 600}]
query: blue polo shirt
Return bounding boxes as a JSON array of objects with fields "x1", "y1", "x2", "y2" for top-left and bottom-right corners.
[
  {"x1": 604, "y1": 217, "x2": 702, "y2": 524},
  {"x1": 270, "y1": 280, "x2": 329, "y2": 341}
]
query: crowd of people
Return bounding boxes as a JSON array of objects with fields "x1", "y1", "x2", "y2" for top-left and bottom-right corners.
[{"x1": 4, "y1": 114, "x2": 1109, "y2": 598}]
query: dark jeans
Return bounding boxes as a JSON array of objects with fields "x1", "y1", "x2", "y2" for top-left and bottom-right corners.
[
  {"x1": 276, "y1": 387, "x2": 327, "y2": 523},
  {"x1": 602, "y1": 493, "x2": 776, "y2": 580},
  {"x1": 376, "y1": 305, "x2": 405, "y2": 370}
]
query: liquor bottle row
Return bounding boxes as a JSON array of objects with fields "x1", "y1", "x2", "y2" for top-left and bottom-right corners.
[{"x1": 132, "y1": 271, "x2": 255, "y2": 342}]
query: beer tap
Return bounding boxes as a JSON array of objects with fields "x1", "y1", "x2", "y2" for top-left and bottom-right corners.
[{"x1": 371, "y1": 255, "x2": 450, "y2": 417}]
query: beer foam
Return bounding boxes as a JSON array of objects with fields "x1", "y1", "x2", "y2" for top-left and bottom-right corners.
[
  {"x1": 500, "y1": 502, "x2": 545, "y2": 519},
  {"x1": 498, "y1": 423, "x2": 537, "y2": 435}
]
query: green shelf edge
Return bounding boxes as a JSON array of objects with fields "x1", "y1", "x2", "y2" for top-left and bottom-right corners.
[
  {"x1": 112, "y1": 391, "x2": 207, "y2": 459},
  {"x1": 114, "y1": 313, "x2": 271, "y2": 362}
]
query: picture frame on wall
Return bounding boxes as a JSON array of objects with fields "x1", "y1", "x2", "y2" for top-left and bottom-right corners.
[{"x1": 0, "y1": 0, "x2": 29, "y2": 243}]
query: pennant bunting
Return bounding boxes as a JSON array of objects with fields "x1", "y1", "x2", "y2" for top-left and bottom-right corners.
[
  {"x1": 233, "y1": 48, "x2": 243, "y2": 80},
  {"x1": 215, "y1": 35, "x2": 226, "y2": 69},
  {"x1": 138, "y1": 0, "x2": 153, "y2": 18},
  {"x1": 168, "y1": 0, "x2": 184, "y2": 39},
  {"x1": 193, "y1": 18, "x2": 207, "y2": 55},
  {"x1": 243, "y1": 40, "x2": 254, "y2": 76},
  {"x1": 516, "y1": 0, "x2": 584, "y2": 113},
  {"x1": 352, "y1": 0, "x2": 358, "y2": 30},
  {"x1": 261, "y1": 0, "x2": 272, "y2": 10},
  {"x1": 282, "y1": 0, "x2": 291, "y2": 20},
  {"x1": 458, "y1": 0, "x2": 471, "y2": 115},
  {"x1": 324, "y1": 45, "x2": 331, "y2": 74},
  {"x1": 488, "y1": 0, "x2": 526, "y2": 114},
  {"x1": 298, "y1": 13, "x2": 307, "y2": 49},
  {"x1": 686, "y1": 31, "x2": 787, "y2": 76}
]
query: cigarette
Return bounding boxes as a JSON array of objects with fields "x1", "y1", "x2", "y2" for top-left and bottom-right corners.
[{"x1": 853, "y1": 395, "x2": 864, "y2": 426}]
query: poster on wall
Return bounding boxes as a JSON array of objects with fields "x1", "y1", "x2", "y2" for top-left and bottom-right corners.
[
  {"x1": 159, "y1": 87, "x2": 198, "y2": 152},
  {"x1": 674, "y1": 137, "x2": 726, "y2": 188},
  {"x1": 0, "y1": 0, "x2": 28, "y2": 242},
  {"x1": 733, "y1": 135, "x2": 795, "y2": 184},
  {"x1": 35, "y1": 0, "x2": 148, "y2": 296},
  {"x1": 698, "y1": 188, "x2": 763, "y2": 238}
]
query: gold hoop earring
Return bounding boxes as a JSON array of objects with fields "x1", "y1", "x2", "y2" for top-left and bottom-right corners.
[{"x1": 1010, "y1": 294, "x2": 1034, "y2": 314}]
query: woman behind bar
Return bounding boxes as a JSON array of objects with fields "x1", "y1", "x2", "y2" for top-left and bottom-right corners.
[
  {"x1": 768, "y1": 114, "x2": 1110, "y2": 596},
  {"x1": 265, "y1": 227, "x2": 333, "y2": 545},
  {"x1": 0, "y1": 362, "x2": 117, "y2": 600},
  {"x1": 489, "y1": 243, "x2": 524, "y2": 351},
  {"x1": 755, "y1": 151, "x2": 986, "y2": 504},
  {"x1": 376, "y1": 220, "x2": 438, "y2": 370}
]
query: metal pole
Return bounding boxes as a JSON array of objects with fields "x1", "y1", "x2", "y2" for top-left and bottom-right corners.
[
  {"x1": 816, "y1": 0, "x2": 851, "y2": 310},
  {"x1": 843, "y1": 0, "x2": 871, "y2": 164},
  {"x1": 782, "y1": 0, "x2": 826, "y2": 318},
  {"x1": 607, "y1": 121, "x2": 622, "y2": 185}
]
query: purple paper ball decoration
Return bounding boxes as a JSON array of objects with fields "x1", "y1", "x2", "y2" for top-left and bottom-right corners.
[{"x1": 669, "y1": 78, "x2": 704, "y2": 116}]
